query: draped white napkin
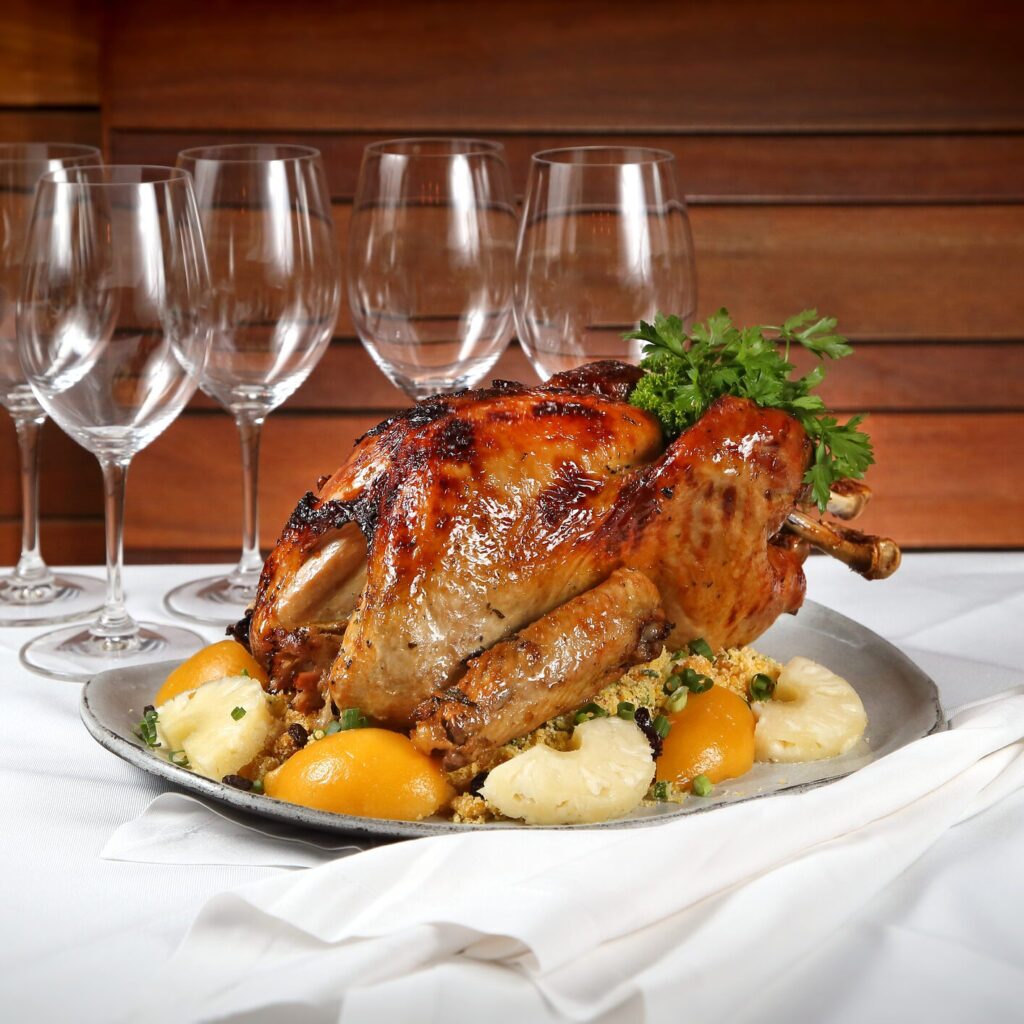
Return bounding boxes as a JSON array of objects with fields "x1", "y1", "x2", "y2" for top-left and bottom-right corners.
[
  {"x1": 119, "y1": 688, "x2": 1024, "y2": 1024},
  {"x1": 102, "y1": 792, "x2": 374, "y2": 868}
]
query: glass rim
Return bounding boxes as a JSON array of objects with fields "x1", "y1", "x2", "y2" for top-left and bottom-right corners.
[
  {"x1": 531, "y1": 145, "x2": 676, "y2": 167},
  {"x1": 0, "y1": 142, "x2": 102, "y2": 165},
  {"x1": 176, "y1": 143, "x2": 323, "y2": 164},
  {"x1": 364, "y1": 137, "x2": 506, "y2": 159},
  {"x1": 36, "y1": 164, "x2": 194, "y2": 187}
]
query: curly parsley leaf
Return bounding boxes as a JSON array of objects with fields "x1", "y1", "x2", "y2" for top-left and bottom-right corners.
[{"x1": 626, "y1": 308, "x2": 874, "y2": 511}]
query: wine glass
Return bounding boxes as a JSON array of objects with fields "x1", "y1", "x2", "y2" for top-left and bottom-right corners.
[
  {"x1": 0, "y1": 142, "x2": 106, "y2": 625},
  {"x1": 17, "y1": 165, "x2": 211, "y2": 681},
  {"x1": 515, "y1": 146, "x2": 697, "y2": 377},
  {"x1": 164, "y1": 144, "x2": 340, "y2": 626},
  {"x1": 348, "y1": 138, "x2": 517, "y2": 399}
]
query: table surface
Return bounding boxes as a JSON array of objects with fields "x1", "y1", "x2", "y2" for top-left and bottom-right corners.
[{"x1": 1, "y1": 555, "x2": 1022, "y2": 1023}]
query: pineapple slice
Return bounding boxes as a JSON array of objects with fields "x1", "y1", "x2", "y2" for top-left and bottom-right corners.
[
  {"x1": 155, "y1": 674, "x2": 279, "y2": 781},
  {"x1": 481, "y1": 716, "x2": 655, "y2": 825},
  {"x1": 752, "y1": 656, "x2": 867, "y2": 763}
]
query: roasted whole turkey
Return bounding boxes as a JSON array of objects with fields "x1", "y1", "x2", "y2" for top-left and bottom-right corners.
[{"x1": 244, "y1": 361, "x2": 898, "y2": 768}]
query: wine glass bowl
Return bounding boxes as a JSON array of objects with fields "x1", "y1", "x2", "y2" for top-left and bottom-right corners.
[
  {"x1": 0, "y1": 142, "x2": 106, "y2": 625},
  {"x1": 164, "y1": 144, "x2": 340, "y2": 625},
  {"x1": 348, "y1": 138, "x2": 517, "y2": 399},
  {"x1": 17, "y1": 164, "x2": 212, "y2": 680},
  {"x1": 514, "y1": 146, "x2": 697, "y2": 378}
]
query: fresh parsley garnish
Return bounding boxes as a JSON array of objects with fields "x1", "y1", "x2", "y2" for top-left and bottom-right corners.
[
  {"x1": 626, "y1": 309, "x2": 874, "y2": 511},
  {"x1": 134, "y1": 706, "x2": 161, "y2": 749}
]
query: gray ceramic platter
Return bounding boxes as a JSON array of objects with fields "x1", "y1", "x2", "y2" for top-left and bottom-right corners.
[{"x1": 80, "y1": 600, "x2": 944, "y2": 840}]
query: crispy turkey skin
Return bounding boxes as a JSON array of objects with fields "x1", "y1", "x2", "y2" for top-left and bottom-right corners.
[{"x1": 247, "y1": 361, "x2": 815, "y2": 748}]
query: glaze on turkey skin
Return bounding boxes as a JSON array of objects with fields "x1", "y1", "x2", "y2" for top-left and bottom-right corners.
[{"x1": 248, "y1": 361, "x2": 811, "y2": 730}]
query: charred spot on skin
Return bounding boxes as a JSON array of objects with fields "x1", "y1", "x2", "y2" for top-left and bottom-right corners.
[
  {"x1": 437, "y1": 418, "x2": 475, "y2": 462},
  {"x1": 360, "y1": 397, "x2": 452, "y2": 442},
  {"x1": 315, "y1": 473, "x2": 331, "y2": 491},
  {"x1": 660, "y1": 486, "x2": 674, "y2": 499},
  {"x1": 535, "y1": 460, "x2": 606, "y2": 528}
]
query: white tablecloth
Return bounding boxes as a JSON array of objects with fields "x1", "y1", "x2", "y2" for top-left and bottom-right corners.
[{"x1": 0, "y1": 555, "x2": 1022, "y2": 1023}]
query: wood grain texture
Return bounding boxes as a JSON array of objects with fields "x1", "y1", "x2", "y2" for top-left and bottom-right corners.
[
  {"x1": 112, "y1": 410, "x2": 1024, "y2": 552},
  {"x1": 0, "y1": 518, "x2": 103, "y2": 565},
  {"x1": 187, "y1": 340, "x2": 1024, "y2": 414},
  {"x1": 108, "y1": 129, "x2": 1024, "y2": 204},
  {"x1": 103, "y1": 1, "x2": 1024, "y2": 132},
  {"x1": 329, "y1": 202, "x2": 1024, "y2": 340},
  {"x1": 0, "y1": 0, "x2": 99, "y2": 106},
  {"x1": 0, "y1": 109, "x2": 100, "y2": 145}
]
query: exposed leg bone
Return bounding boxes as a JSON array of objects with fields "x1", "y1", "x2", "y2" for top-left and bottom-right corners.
[
  {"x1": 826, "y1": 479, "x2": 872, "y2": 520},
  {"x1": 785, "y1": 510, "x2": 901, "y2": 580}
]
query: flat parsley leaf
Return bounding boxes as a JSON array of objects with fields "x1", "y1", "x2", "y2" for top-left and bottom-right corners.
[{"x1": 626, "y1": 308, "x2": 874, "y2": 511}]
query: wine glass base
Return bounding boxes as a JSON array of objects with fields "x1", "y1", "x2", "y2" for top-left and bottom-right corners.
[
  {"x1": 20, "y1": 620, "x2": 207, "y2": 683},
  {"x1": 0, "y1": 572, "x2": 105, "y2": 627},
  {"x1": 164, "y1": 574, "x2": 256, "y2": 627}
]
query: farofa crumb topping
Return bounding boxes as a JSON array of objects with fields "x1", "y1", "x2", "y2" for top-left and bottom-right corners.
[{"x1": 445, "y1": 644, "x2": 781, "y2": 819}]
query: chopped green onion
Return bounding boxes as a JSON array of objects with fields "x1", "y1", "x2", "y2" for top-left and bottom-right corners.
[
  {"x1": 653, "y1": 714, "x2": 671, "y2": 739},
  {"x1": 750, "y1": 673, "x2": 776, "y2": 701},
  {"x1": 688, "y1": 637, "x2": 714, "y2": 660},
  {"x1": 616, "y1": 701, "x2": 637, "y2": 720},
  {"x1": 134, "y1": 707, "x2": 161, "y2": 749},
  {"x1": 652, "y1": 781, "x2": 670, "y2": 801},
  {"x1": 339, "y1": 707, "x2": 369, "y2": 730},
  {"x1": 692, "y1": 774, "x2": 713, "y2": 797},
  {"x1": 640, "y1": 669, "x2": 659, "y2": 678},
  {"x1": 682, "y1": 667, "x2": 714, "y2": 694},
  {"x1": 664, "y1": 674, "x2": 683, "y2": 694},
  {"x1": 169, "y1": 750, "x2": 190, "y2": 768},
  {"x1": 574, "y1": 702, "x2": 609, "y2": 725},
  {"x1": 251, "y1": 779, "x2": 264, "y2": 794},
  {"x1": 230, "y1": 706, "x2": 247, "y2": 721},
  {"x1": 240, "y1": 668, "x2": 250, "y2": 677},
  {"x1": 324, "y1": 719, "x2": 342, "y2": 735},
  {"x1": 666, "y1": 688, "x2": 689, "y2": 713},
  {"x1": 312, "y1": 729, "x2": 326, "y2": 740}
]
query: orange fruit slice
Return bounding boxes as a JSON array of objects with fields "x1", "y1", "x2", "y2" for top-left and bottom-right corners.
[
  {"x1": 155, "y1": 639, "x2": 268, "y2": 706},
  {"x1": 265, "y1": 729, "x2": 454, "y2": 821},
  {"x1": 656, "y1": 685, "x2": 755, "y2": 790}
]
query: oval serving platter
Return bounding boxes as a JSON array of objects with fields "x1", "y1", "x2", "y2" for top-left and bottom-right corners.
[{"x1": 80, "y1": 600, "x2": 944, "y2": 840}]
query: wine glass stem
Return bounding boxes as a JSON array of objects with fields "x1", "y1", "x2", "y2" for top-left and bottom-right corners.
[
  {"x1": 12, "y1": 410, "x2": 52, "y2": 586},
  {"x1": 93, "y1": 457, "x2": 138, "y2": 641},
  {"x1": 232, "y1": 410, "x2": 266, "y2": 585}
]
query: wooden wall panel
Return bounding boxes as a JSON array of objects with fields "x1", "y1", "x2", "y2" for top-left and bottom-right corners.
[
  {"x1": 190, "y1": 340, "x2": 1024, "y2": 415},
  {"x1": 103, "y1": 1, "x2": 1024, "y2": 132},
  {"x1": 108, "y1": 130, "x2": 1024, "y2": 204},
  {"x1": 327, "y1": 203, "x2": 1024, "y2": 342},
  {"x1": 2, "y1": 0, "x2": 1022, "y2": 561},
  {"x1": 0, "y1": 0, "x2": 99, "y2": 107}
]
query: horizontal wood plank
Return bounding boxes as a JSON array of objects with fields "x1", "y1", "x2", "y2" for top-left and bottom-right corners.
[
  {"x1": 110, "y1": 410, "x2": 1023, "y2": 553},
  {"x1": 103, "y1": 1, "x2": 1024, "y2": 133},
  {"x1": 0, "y1": 0, "x2": 99, "y2": 106},
  {"x1": 0, "y1": 108, "x2": 100, "y2": 145},
  {"x1": 108, "y1": 129, "x2": 1024, "y2": 205},
  {"x1": 0, "y1": 517, "x2": 103, "y2": 565},
  {"x1": 327, "y1": 202, "x2": 1024, "y2": 341},
  {"x1": 0, "y1": 415, "x2": 102, "y2": 518},
  {"x1": 187, "y1": 340, "x2": 1024, "y2": 414}
]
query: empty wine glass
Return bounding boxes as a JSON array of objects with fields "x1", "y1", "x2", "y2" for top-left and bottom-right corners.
[
  {"x1": 0, "y1": 142, "x2": 106, "y2": 625},
  {"x1": 164, "y1": 145, "x2": 340, "y2": 626},
  {"x1": 515, "y1": 146, "x2": 697, "y2": 377},
  {"x1": 348, "y1": 138, "x2": 517, "y2": 399},
  {"x1": 17, "y1": 165, "x2": 211, "y2": 681}
]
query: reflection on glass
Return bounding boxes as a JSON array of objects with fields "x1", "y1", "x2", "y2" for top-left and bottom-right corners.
[
  {"x1": 515, "y1": 146, "x2": 696, "y2": 377},
  {"x1": 0, "y1": 143, "x2": 105, "y2": 626},
  {"x1": 164, "y1": 145, "x2": 340, "y2": 627},
  {"x1": 17, "y1": 165, "x2": 211, "y2": 681},
  {"x1": 348, "y1": 138, "x2": 517, "y2": 399}
]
